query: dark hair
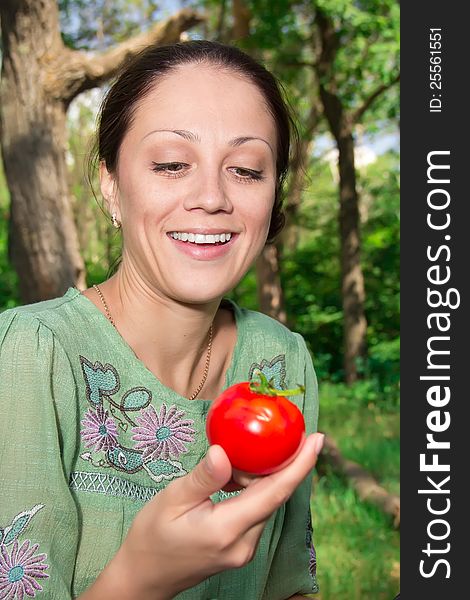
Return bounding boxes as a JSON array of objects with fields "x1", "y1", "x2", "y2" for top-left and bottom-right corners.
[{"x1": 90, "y1": 40, "x2": 300, "y2": 243}]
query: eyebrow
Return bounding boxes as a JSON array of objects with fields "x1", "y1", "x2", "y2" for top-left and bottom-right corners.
[{"x1": 143, "y1": 129, "x2": 274, "y2": 155}]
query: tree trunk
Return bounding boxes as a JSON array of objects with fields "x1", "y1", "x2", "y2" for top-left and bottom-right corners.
[
  {"x1": 1, "y1": 0, "x2": 86, "y2": 303},
  {"x1": 232, "y1": 0, "x2": 251, "y2": 40},
  {"x1": 255, "y1": 245, "x2": 287, "y2": 324},
  {"x1": 315, "y1": 9, "x2": 367, "y2": 383},
  {"x1": 0, "y1": 0, "x2": 203, "y2": 304},
  {"x1": 337, "y1": 132, "x2": 367, "y2": 382},
  {"x1": 319, "y1": 87, "x2": 367, "y2": 383},
  {"x1": 279, "y1": 101, "x2": 319, "y2": 256},
  {"x1": 313, "y1": 7, "x2": 399, "y2": 383}
]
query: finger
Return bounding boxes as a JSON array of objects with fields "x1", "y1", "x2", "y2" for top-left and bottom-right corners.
[
  {"x1": 221, "y1": 470, "x2": 260, "y2": 493},
  {"x1": 218, "y1": 433, "x2": 324, "y2": 531},
  {"x1": 161, "y1": 444, "x2": 233, "y2": 515},
  {"x1": 227, "y1": 433, "x2": 308, "y2": 490},
  {"x1": 214, "y1": 436, "x2": 321, "y2": 560},
  {"x1": 239, "y1": 519, "x2": 268, "y2": 552},
  {"x1": 231, "y1": 469, "x2": 261, "y2": 488}
]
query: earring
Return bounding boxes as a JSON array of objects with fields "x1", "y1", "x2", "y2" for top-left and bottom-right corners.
[{"x1": 111, "y1": 212, "x2": 121, "y2": 229}]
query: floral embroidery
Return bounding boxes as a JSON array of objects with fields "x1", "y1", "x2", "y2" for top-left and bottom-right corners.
[
  {"x1": 106, "y1": 445, "x2": 144, "y2": 473},
  {"x1": 309, "y1": 543, "x2": 317, "y2": 579},
  {"x1": 79, "y1": 356, "x2": 120, "y2": 407},
  {"x1": 131, "y1": 404, "x2": 196, "y2": 461},
  {"x1": 305, "y1": 510, "x2": 313, "y2": 548},
  {"x1": 0, "y1": 539, "x2": 49, "y2": 599},
  {"x1": 306, "y1": 509, "x2": 319, "y2": 592},
  {"x1": 78, "y1": 356, "x2": 196, "y2": 487},
  {"x1": 142, "y1": 459, "x2": 186, "y2": 483},
  {"x1": 248, "y1": 355, "x2": 287, "y2": 390},
  {"x1": 0, "y1": 506, "x2": 43, "y2": 549},
  {"x1": 119, "y1": 388, "x2": 152, "y2": 425},
  {"x1": 0, "y1": 506, "x2": 49, "y2": 599},
  {"x1": 81, "y1": 406, "x2": 119, "y2": 452}
]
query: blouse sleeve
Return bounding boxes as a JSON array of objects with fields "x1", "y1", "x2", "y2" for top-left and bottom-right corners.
[
  {"x1": 262, "y1": 333, "x2": 320, "y2": 599},
  {"x1": 0, "y1": 309, "x2": 80, "y2": 599}
]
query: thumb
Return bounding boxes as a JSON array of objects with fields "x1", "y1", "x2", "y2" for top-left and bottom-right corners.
[{"x1": 163, "y1": 445, "x2": 233, "y2": 513}]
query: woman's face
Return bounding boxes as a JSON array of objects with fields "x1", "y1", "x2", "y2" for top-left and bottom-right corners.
[{"x1": 102, "y1": 63, "x2": 277, "y2": 305}]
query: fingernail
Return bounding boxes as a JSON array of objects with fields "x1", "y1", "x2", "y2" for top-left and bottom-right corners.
[{"x1": 314, "y1": 433, "x2": 325, "y2": 455}]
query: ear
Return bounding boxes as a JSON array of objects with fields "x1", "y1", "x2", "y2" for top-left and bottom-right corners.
[{"x1": 99, "y1": 161, "x2": 120, "y2": 221}]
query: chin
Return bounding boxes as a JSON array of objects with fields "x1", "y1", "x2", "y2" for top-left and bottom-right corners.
[
  {"x1": 165, "y1": 267, "x2": 247, "y2": 302},
  {"x1": 169, "y1": 285, "x2": 232, "y2": 306}
]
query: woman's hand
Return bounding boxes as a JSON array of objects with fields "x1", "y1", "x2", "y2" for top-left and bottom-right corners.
[{"x1": 81, "y1": 432, "x2": 324, "y2": 600}]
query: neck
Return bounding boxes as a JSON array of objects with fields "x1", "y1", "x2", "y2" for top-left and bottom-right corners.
[{"x1": 103, "y1": 268, "x2": 221, "y2": 398}]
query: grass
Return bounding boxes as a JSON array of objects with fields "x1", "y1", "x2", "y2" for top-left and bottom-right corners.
[{"x1": 307, "y1": 379, "x2": 400, "y2": 599}]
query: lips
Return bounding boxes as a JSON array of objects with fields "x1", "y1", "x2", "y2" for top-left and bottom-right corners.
[{"x1": 167, "y1": 231, "x2": 238, "y2": 261}]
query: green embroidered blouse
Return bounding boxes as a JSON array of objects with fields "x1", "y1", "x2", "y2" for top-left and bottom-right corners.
[{"x1": 0, "y1": 287, "x2": 319, "y2": 599}]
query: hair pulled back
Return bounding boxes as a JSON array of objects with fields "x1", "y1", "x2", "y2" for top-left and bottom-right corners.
[{"x1": 92, "y1": 40, "x2": 299, "y2": 243}]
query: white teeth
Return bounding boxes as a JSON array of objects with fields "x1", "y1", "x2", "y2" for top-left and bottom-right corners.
[{"x1": 169, "y1": 232, "x2": 233, "y2": 244}]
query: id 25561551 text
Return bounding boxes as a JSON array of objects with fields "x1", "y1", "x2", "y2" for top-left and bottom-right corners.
[{"x1": 429, "y1": 28, "x2": 442, "y2": 113}]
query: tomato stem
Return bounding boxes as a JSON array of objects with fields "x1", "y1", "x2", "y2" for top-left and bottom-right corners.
[{"x1": 249, "y1": 371, "x2": 305, "y2": 397}]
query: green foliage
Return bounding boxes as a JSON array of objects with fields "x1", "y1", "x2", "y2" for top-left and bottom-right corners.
[
  {"x1": 0, "y1": 161, "x2": 20, "y2": 310},
  {"x1": 225, "y1": 266, "x2": 259, "y2": 310},
  {"x1": 243, "y1": 0, "x2": 303, "y2": 50},
  {"x1": 59, "y1": 0, "x2": 161, "y2": 49},
  {"x1": 312, "y1": 475, "x2": 400, "y2": 599},
  {"x1": 236, "y1": 0, "x2": 400, "y2": 131},
  {"x1": 278, "y1": 150, "x2": 400, "y2": 383},
  {"x1": 67, "y1": 91, "x2": 124, "y2": 285},
  {"x1": 311, "y1": 379, "x2": 400, "y2": 598},
  {"x1": 314, "y1": 0, "x2": 400, "y2": 124},
  {"x1": 319, "y1": 379, "x2": 399, "y2": 490}
]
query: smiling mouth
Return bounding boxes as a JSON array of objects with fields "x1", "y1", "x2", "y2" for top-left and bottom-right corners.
[{"x1": 167, "y1": 232, "x2": 233, "y2": 245}]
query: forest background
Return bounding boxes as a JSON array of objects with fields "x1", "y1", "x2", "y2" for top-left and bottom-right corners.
[{"x1": 0, "y1": 1, "x2": 400, "y2": 598}]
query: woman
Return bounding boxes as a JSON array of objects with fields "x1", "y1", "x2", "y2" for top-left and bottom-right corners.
[{"x1": 0, "y1": 41, "x2": 323, "y2": 599}]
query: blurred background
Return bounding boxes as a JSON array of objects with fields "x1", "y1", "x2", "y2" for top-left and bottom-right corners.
[{"x1": 0, "y1": 1, "x2": 400, "y2": 598}]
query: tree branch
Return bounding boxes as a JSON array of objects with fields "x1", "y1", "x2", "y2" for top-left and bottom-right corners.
[
  {"x1": 315, "y1": 7, "x2": 340, "y2": 81},
  {"x1": 231, "y1": 0, "x2": 251, "y2": 40},
  {"x1": 215, "y1": 0, "x2": 228, "y2": 42},
  {"x1": 286, "y1": 97, "x2": 321, "y2": 203},
  {"x1": 279, "y1": 60, "x2": 316, "y2": 70},
  {"x1": 351, "y1": 71, "x2": 400, "y2": 125},
  {"x1": 278, "y1": 100, "x2": 320, "y2": 254},
  {"x1": 44, "y1": 9, "x2": 205, "y2": 104},
  {"x1": 318, "y1": 434, "x2": 400, "y2": 528},
  {"x1": 358, "y1": 31, "x2": 380, "y2": 67}
]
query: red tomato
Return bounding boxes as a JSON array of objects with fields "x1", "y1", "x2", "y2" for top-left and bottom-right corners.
[{"x1": 206, "y1": 377, "x2": 305, "y2": 475}]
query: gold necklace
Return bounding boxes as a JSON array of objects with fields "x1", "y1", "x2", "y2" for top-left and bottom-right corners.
[{"x1": 92, "y1": 284, "x2": 213, "y2": 400}]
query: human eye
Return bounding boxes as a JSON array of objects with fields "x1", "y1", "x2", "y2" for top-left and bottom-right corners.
[
  {"x1": 230, "y1": 167, "x2": 265, "y2": 183},
  {"x1": 150, "y1": 162, "x2": 189, "y2": 178}
]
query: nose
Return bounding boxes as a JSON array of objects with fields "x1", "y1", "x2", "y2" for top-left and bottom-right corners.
[{"x1": 183, "y1": 166, "x2": 233, "y2": 214}]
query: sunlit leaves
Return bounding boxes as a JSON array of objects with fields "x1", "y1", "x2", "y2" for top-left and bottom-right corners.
[{"x1": 59, "y1": 0, "x2": 161, "y2": 49}]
